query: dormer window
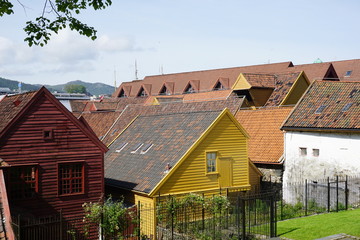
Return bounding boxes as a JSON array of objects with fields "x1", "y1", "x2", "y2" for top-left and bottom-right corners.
[
  {"x1": 119, "y1": 89, "x2": 127, "y2": 98},
  {"x1": 345, "y1": 70, "x2": 352, "y2": 77},
  {"x1": 159, "y1": 85, "x2": 171, "y2": 95},
  {"x1": 140, "y1": 143, "x2": 153, "y2": 154},
  {"x1": 131, "y1": 143, "x2": 143, "y2": 153},
  {"x1": 184, "y1": 84, "x2": 195, "y2": 94},
  {"x1": 137, "y1": 87, "x2": 148, "y2": 97},
  {"x1": 213, "y1": 81, "x2": 224, "y2": 91}
]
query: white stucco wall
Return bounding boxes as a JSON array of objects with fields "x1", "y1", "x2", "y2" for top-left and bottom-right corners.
[{"x1": 283, "y1": 131, "x2": 360, "y2": 185}]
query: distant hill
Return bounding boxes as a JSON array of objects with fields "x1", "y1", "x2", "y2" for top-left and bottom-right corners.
[
  {"x1": 0, "y1": 77, "x2": 114, "y2": 96},
  {"x1": 46, "y1": 80, "x2": 115, "y2": 96}
]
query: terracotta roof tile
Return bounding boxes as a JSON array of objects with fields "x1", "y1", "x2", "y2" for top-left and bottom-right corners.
[
  {"x1": 236, "y1": 107, "x2": 293, "y2": 164},
  {"x1": 105, "y1": 111, "x2": 221, "y2": 193},
  {"x1": 282, "y1": 81, "x2": 360, "y2": 130},
  {"x1": 330, "y1": 59, "x2": 360, "y2": 82},
  {"x1": 0, "y1": 91, "x2": 37, "y2": 132}
]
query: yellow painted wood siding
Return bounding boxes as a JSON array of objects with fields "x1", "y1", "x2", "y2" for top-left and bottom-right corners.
[
  {"x1": 157, "y1": 114, "x2": 249, "y2": 195},
  {"x1": 135, "y1": 194, "x2": 156, "y2": 238},
  {"x1": 232, "y1": 74, "x2": 251, "y2": 90},
  {"x1": 282, "y1": 75, "x2": 309, "y2": 105}
]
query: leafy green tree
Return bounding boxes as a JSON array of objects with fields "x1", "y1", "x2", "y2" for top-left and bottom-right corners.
[
  {"x1": 64, "y1": 84, "x2": 86, "y2": 94},
  {"x1": 0, "y1": 0, "x2": 112, "y2": 46}
]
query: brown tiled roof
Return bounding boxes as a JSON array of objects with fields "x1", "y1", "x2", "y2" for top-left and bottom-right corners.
[
  {"x1": 0, "y1": 91, "x2": 37, "y2": 132},
  {"x1": 265, "y1": 72, "x2": 303, "y2": 106},
  {"x1": 105, "y1": 110, "x2": 222, "y2": 193},
  {"x1": 242, "y1": 73, "x2": 276, "y2": 88},
  {"x1": 286, "y1": 62, "x2": 337, "y2": 82},
  {"x1": 113, "y1": 62, "x2": 293, "y2": 97},
  {"x1": 282, "y1": 81, "x2": 360, "y2": 131},
  {"x1": 101, "y1": 96, "x2": 245, "y2": 146},
  {"x1": 330, "y1": 59, "x2": 360, "y2": 81},
  {"x1": 79, "y1": 111, "x2": 120, "y2": 139},
  {"x1": 70, "y1": 100, "x2": 88, "y2": 113},
  {"x1": 236, "y1": 107, "x2": 293, "y2": 164}
]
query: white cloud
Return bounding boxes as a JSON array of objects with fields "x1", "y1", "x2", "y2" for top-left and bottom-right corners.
[{"x1": 96, "y1": 35, "x2": 136, "y2": 52}]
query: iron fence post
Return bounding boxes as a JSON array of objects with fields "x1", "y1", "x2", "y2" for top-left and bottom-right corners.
[
  {"x1": 270, "y1": 195, "x2": 275, "y2": 238},
  {"x1": 60, "y1": 210, "x2": 63, "y2": 240},
  {"x1": 241, "y1": 197, "x2": 246, "y2": 240},
  {"x1": 345, "y1": 176, "x2": 349, "y2": 210},
  {"x1": 327, "y1": 177, "x2": 330, "y2": 212},
  {"x1": 305, "y1": 179, "x2": 308, "y2": 216},
  {"x1": 336, "y1": 176, "x2": 339, "y2": 212},
  {"x1": 137, "y1": 201, "x2": 141, "y2": 240}
]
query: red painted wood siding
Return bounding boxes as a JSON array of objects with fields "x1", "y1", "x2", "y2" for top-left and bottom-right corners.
[{"x1": 0, "y1": 95, "x2": 104, "y2": 221}]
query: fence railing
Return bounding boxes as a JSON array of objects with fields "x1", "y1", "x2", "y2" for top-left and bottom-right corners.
[{"x1": 276, "y1": 175, "x2": 360, "y2": 220}]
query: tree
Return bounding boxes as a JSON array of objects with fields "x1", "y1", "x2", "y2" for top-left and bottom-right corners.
[
  {"x1": 0, "y1": 0, "x2": 112, "y2": 46},
  {"x1": 64, "y1": 84, "x2": 86, "y2": 94}
]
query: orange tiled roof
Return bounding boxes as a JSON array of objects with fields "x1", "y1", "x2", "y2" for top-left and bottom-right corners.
[
  {"x1": 236, "y1": 106, "x2": 293, "y2": 164},
  {"x1": 282, "y1": 81, "x2": 360, "y2": 131}
]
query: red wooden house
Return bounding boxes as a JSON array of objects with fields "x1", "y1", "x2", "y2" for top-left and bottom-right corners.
[{"x1": 0, "y1": 87, "x2": 107, "y2": 239}]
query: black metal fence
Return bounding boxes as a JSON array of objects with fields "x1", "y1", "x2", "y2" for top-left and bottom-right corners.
[
  {"x1": 156, "y1": 191, "x2": 277, "y2": 240},
  {"x1": 278, "y1": 175, "x2": 360, "y2": 220}
]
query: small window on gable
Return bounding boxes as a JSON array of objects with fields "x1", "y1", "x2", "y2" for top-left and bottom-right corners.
[
  {"x1": 140, "y1": 143, "x2": 153, "y2": 154},
  {"x1": 312, "y1": 148, "x2": 319, "y2": 157},
  {"x1": 206, "y1": 152, "x2": 217, "y2": 173},
  {"x1": 43, "y1": 128, "x2": 53, "y2": 140},
  {"x1": 131, "y1": 143, "x2": 143, "y2": 153},
  {"x1": 315, "y1": 105, "x2": 327, "y2": 114},
  {"x1": 213, "y1": 81, "x2": 224, "y2": 91},
  {"x1": 341, "y1": 103, "x2": 353, "y2": 112},
  {"x1": 300, "y1": 147, "x2": 307, "y2": 156},
  {"x1": 345, "y1": 70, "x2": 352, "y2": 77},
  {"x1": 119, "y1": 89, "x2": 127, "y2": 98},
  {"x1": 159, "y1": 85, "x2": 171, "y2": 95},
  {"x1": 115, "y1": 142, "x2": 128, "y2": 153},
  {"x1": 137, "y1": 87, "x2": 148, "y2": 97},
  {"x1": 184, "y1": 84, "x2": 195, "y2": 94}
]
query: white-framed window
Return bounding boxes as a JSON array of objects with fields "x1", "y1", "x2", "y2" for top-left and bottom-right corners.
[{"x1": 206, "y1": 152, "x2": 217, "y2": 173}]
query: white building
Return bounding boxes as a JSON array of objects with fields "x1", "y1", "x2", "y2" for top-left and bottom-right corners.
[{"x1": 281, "y1": 81, "x2": 360, "y2": 184}]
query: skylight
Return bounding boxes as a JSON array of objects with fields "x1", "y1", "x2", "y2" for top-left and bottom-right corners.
[
  {"x1": 341, "y1": 103, "x2": 353, "y2": 112},
  {"x1": 315, "y1": 105, "x2": 327, "y2": 114},
  {"x1": 131, "y1": 143, "x2": 143, "y2": 153},
  {"x1": 140, "y1": 143, "x2": 153, "y2": 154},
  {"x1": 345, "y1": 70, "x2": 352, "y2": 77},
  {"x1": 115, "y1": 142, "x2": 128, "y2": 153}
]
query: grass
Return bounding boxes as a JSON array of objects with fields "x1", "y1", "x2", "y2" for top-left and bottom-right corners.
[{"x1": 277, "y1": 208, "x2": 360, "y2": 240}]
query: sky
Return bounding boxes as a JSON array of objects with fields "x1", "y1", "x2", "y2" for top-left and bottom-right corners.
[{"x1": 0, "y1": 0, "x2": 360, "y2": 88}]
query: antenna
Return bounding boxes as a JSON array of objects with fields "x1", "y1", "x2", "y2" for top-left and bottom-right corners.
[
  {"x1": 159, "y1": 65, "x2": 164, "y2": 75},
  {"x1": 135, "y1": 60, "x2": 139, "y2": 80}
]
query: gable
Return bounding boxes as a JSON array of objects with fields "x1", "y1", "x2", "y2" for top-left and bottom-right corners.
[
  {"x1": 151, "y1": 110, "x2": 250, "y2": 196},
  {"x1": 280, "y1": 72, "x2": 310, "y2": 106},
  {"x1": 232, "y1": 73, "x2": 251, "y2": 90}
]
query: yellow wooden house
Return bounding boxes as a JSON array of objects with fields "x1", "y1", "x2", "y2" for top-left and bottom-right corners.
[{"x1": 104, "y1": 109, "x2": 262, "y2": 238}]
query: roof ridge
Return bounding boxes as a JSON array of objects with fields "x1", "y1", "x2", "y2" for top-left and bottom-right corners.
[{"x1": 137, "y1": 109, "x2": 223, "y2": 118}]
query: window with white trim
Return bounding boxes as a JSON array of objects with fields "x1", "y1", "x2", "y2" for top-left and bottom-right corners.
[{"x1": 206, "y1": 152, "x2": 217, "y2": 173}]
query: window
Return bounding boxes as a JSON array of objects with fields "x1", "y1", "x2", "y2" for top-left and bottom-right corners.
[
  {"x1": 312, "y1": 148, "x2": 320, "y2": 157},
  {"x1": 9, "y1": 165, "x2": 38, "y2": 199},
  {"x1": 43, "y1": 128, "x2": 53, "y2": 140},
  {"x1": 206, "y1": 152, "x2": 217, "y2": 173},
  {"x1": 315, "y1": 105, "x2": 327, "y2": 114},
  {"x1": 345, "y1": 70, "x2": 352, "y2": 77},
  {"x1": 131, "y1": 143, "x2": 143, "y2": 153},
  {"x1": 115, "y1": 142, "x2": 128, "y2": 153},
  {"x1": 213, "y1": 81, "x2": 224, "y2": 91},
  {"x1": 137, "y1": 87, "x2": 147, "y2": 97},
  {"x1": 140, "y1": 143, "x2": 153, "y2": 154},
  {"x1": 119, "y1": 89, "x2": 127, "y2": 98},
  {"x1": 184, "y1": 84, "x2": 195, "y2": 94},
  {"x1": 159, "y1": 85, "x2": 171, "y2": 95},
  {"x1": 300, "y1": 147, "x2": 307, "y2": 156},
  {"x1": 59, "y1": 162, "x2": 84, "y2": 195}
]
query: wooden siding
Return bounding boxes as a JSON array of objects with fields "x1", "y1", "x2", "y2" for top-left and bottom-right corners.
[
  {"x1": 157, "y1": 114, "x2": 249, "y2": 195},
  {"x1": 248, "y1": 162, "x2": 262, "y2": 191},
  {"x1": 281, "y1": 75, "x2": 310, "y2": 105},
  {"x1": 0, "y1": 95, "x2": 104, "y2": 222},
  {"x1": 135, "y1": 194, "x2": 156, "y2": 238},
  {"x1": 232, "y1": 74, "x2": 250, "y2": 90}
]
